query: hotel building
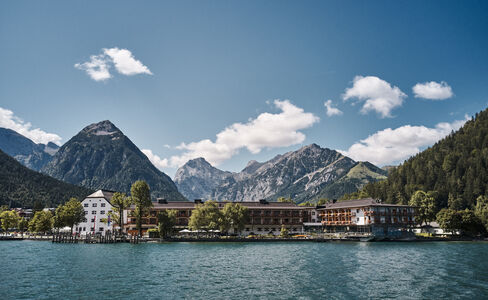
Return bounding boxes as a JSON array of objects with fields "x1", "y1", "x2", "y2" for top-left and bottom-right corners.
[
  {"x1": 318, "y1": 198, "x2": 416, "y2": 237},
  {"x1": 124, "y1": 199, "x2": 311, "y2": 236}
]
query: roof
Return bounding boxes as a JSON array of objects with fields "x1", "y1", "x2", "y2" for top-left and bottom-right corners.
[
  {"x1": 129, "y1": 201, "x2": 302, "y2": 210},
  {"x1": 318, "y1": 198, "x2": 414, "y2": 210},
  {"x1": 86, "y1": 189, "x2": 115, "y2": 201}
]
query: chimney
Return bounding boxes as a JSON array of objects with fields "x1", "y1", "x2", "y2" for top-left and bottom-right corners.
[
  {"x1": 157, "y1": 198, "x2": 167, "y2": 204},
  {"x1": 259, "y1": 199, "x2": 268, "y2": 205},
  {"x1": 194, "y1": 199, "x2": 203, "y2": 204}
]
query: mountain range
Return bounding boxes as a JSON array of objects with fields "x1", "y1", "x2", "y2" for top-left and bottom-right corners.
[
  {"x1": 174, "y1": 144, "x2": 387, "y2": 203},
  {"x1": 0, "y1": 128, "x2": 59, "y2": 171},
  {"x1": 1, "y1": 121, "x2": 387, "y2": 206}
]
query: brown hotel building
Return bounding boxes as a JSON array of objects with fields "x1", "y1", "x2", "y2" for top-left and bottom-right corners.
[
  {"x1": 124, "y1": 199, "x2": 312, "y2": 235},
  {"x1": 317, "y1": 198, "x2": 416, "y2": 237}
]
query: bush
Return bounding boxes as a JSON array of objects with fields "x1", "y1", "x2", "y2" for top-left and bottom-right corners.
[{"x1": 147, "y1": 228, "x2": 159, "y2": 238}]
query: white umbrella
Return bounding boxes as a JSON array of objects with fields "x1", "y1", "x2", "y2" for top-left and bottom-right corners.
[{"x1": 179, "y1": 229, "x2": 191, "y2": 233}]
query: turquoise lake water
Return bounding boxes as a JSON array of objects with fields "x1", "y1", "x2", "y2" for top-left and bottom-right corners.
[{"x1": 1, "y1": 240, "x2": 487, "y2": 299}]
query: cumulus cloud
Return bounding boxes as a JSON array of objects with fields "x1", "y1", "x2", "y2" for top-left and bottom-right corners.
[
  {"x1": 343, "y1": 76, "x2": 407, "y2": 118},
  {"x1": 75, "y1": 47, "x2": 152, "y2": 81},
  {"x1": 324, "y1": 100, "x2": 343, "y2": 117},
  {"x1": 413, "y1": 81, "x2": 453, "y2": 100},
  {"x1": 74, "y1": 54, "x2": 111, "y2": 81},
  {"x1": 340, "y1": 116, "x2": 469, "y2": 166},
  {"x1": 142, "y1": 149, "x2": 169, "y2": 169},
  {"x1": 0, "y1": 107, "x2": 62, "y2": 145},
  {"x1": 168, "y1": 100, "x2": 319, "y2": 167}
]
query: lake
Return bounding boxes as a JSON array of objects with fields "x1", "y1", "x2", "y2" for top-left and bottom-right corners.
[{"x1": 1, "y1": 240, "x2": 487, "y2": 299}]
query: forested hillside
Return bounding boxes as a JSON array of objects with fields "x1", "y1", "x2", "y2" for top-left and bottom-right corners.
[
  {"x1": 345, "y1": 108, "x2": 488, "y2": 210},
  {"x1": 0, "y1": 149, "x2": 92, "y2": 208}
]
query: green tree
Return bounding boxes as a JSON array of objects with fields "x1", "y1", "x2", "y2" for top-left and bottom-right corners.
[
  {"x1": 277, "y1": 197, "x2": 294, "y2": 203},
  {"x1": 409, "y1": 190, "x2": 436, "y2": 225},
  {"x1": 458, "y1": 209, "x2": 485, "y2": 236},
  {"x1": 188, "y1": 200, "x2": 222, "y2": 232},
  {"x1": 18, "y1": 217, "x2": 28, "y2": 237},
  {"x1": 0, "y1": 210, "x2": 19, "y2": 233},
  {"x1": 131, "y1": 180, "x2": 153, "y2": 237},
  {"x1": 475, "y1": 195, "x2": 488, "y2": 232},
  {"x1": 52, "y1": 205, "x2": 66, "y2": 232},
  {"x1": 28, "y1": 210, "x2": 53, "y2": 233},
  {"x1": 221, "y1": 202, "x2": 249, "y2": 235},
  {"x1": 436, "y1": 208, "x2": 460, "y2": 234},
  {"x1": 109, "y1": 192, "x2": 132, "y2": 235},
  {"x1": 60, "y1": 198, "x2": 85, "y2": 234},
  {"x1": 158, "y1": 209, "x2": 177, "y2": 238}
]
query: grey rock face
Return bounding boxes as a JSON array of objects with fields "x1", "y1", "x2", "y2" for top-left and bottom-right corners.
[
  {"x1": 174, "y1": 157, "x2": 233, "y2": 200},
  {"x1": 175, "y1": 144, "x2": 386, "y2": 203},
  {"x1": 0, "y1": 127, "x2": 58, "y2": 171}
]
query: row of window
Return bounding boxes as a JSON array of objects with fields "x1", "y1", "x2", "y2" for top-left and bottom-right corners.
[
  {"x1": 84, "y1": 210, "x2": 111, "y2": 215},
  {"x1": 83, "y1": 203, "x2": 107, "y2": 208},
  {"x1": 75, "y1": 227, "x2": 105, "y2": 232}
]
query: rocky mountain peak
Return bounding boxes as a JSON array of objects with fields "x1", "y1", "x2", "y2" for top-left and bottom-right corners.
[{"x1": 82, "y1": 120, "x2": 121, "y2": 136}]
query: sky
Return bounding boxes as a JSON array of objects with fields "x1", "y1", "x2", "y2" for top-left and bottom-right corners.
[{"x1": 1, "y1": 0, "x2": 488, "y2": 177}]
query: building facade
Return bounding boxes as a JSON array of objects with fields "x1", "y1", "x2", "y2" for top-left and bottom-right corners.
[
  {"x1": 75, "y1": 190, "x2": 115, "y2": 235},
  {"x1": 124, "y1": 199, "x2": 311, "y2": 236},
  {"x1": 318, "y1": 198, "x2": 416, "y2": 237}
]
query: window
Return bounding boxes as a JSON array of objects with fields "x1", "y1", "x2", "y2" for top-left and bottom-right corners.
[
  {"x1": 100, "y1": 228, "x2": 104, "y2": 231},
  {"x1": 312, "y1": 211, "x2": 315, "y2": 215},
  {"x1": 83, "y1": 227, "x2": 86, "y2": 231},
  {"x1": 91, "y1": 218, "x2": 95, "y2": 222},
  {"x1": 92, "y1": 203, "x2": 97, "y2": 207},
  {"x1": 356, "y1": 218, "x2": 359, "y2": 222},
  {"x1": 84, "y1": 211, "x2": 88, "y2": 215},
  {"x1": 356, "y1": 209, "x2": 359, "y2": 213},
  {"x1": 101, "y1": 203, "x2": 106, "y2": 207},
  {"x1": 92, "y1": 211, "x2": 96, "y2": 214},
  {"x1": 100, "y1": 211, "x2": 105, "y2": 215},
  {"x1": 84, "y1": 203, "x2": 88, "y2": 207}
]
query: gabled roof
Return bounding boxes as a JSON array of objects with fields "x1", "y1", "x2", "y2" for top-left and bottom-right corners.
[{"x1": 86, "y1": 189, "x2": 115, "y2": 201}]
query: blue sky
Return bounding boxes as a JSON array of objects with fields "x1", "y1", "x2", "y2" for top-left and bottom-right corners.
[{"x1": 1, "y1": 0, "x2": 487, "y2": 177}]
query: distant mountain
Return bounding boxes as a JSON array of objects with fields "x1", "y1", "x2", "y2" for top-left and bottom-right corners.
[
  {"x1": 0, "y1": 149, "x2": 91, "y2": 208},
  {"x1": 174, "y1": 157, "x2": 232, "y2": 200},
  {"x1": 41, "y1": 120, "x2": 186, "y2": 201},
  {"x1": 175, "y1": 144, "x2": 387, "y2": 203},
  {"x1": 0, "y1": 128, "x2": 59, "y2": 170},
  {"x1": 316, "y1": 161, "x2": 387, "y2": 200}
]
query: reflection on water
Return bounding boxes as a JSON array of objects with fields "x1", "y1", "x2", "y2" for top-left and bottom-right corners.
[{"x1": 1, "y1": 241, "x2": 487, "y2": 299}]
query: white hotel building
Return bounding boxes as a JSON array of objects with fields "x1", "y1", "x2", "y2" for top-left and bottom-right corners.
[{"x1": 75, "y1": 190, "x2": 115, "y2": 235}]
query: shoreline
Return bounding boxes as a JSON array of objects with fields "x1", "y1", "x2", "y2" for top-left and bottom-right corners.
[{"x1": 2, "y1": 235, "x2": 487, "y2": 243}]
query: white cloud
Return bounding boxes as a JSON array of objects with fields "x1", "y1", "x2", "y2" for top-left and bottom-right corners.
[
  {"x1": 324, "y1": 100, "x2": 343, "y2": 117},
  {"x1": 74, "y1": 54, "x2": 111, "y2": 81},
  {"x1": 340, "y1": 116, "x2": 469, "y2": 165},
  {"x1": 104, "y1": 48, "x2": 152, "y2": 76},
  {"x1": 142, "y1": 149, "x2": 169, "y2": 169},
  {"x1": 343, "y1": 76, "x2": 407, "y2": 118},
  {"x1": 0, "y1": 107, "x2": 62, "y2": 145},
  {"x1": 168, "y1": 100, "x2": 319, "y2": 167},
  {"x1": 75, "y1": 47, "x2": 152, "y2": 81},
  {"x1": 413, "y1": 81, "x2": 453, "y2": 100}
]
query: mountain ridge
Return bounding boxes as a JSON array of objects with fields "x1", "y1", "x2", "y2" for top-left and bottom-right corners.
[{"x1": 175, "y1": 144, "x2": 387, "y2": 203}]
